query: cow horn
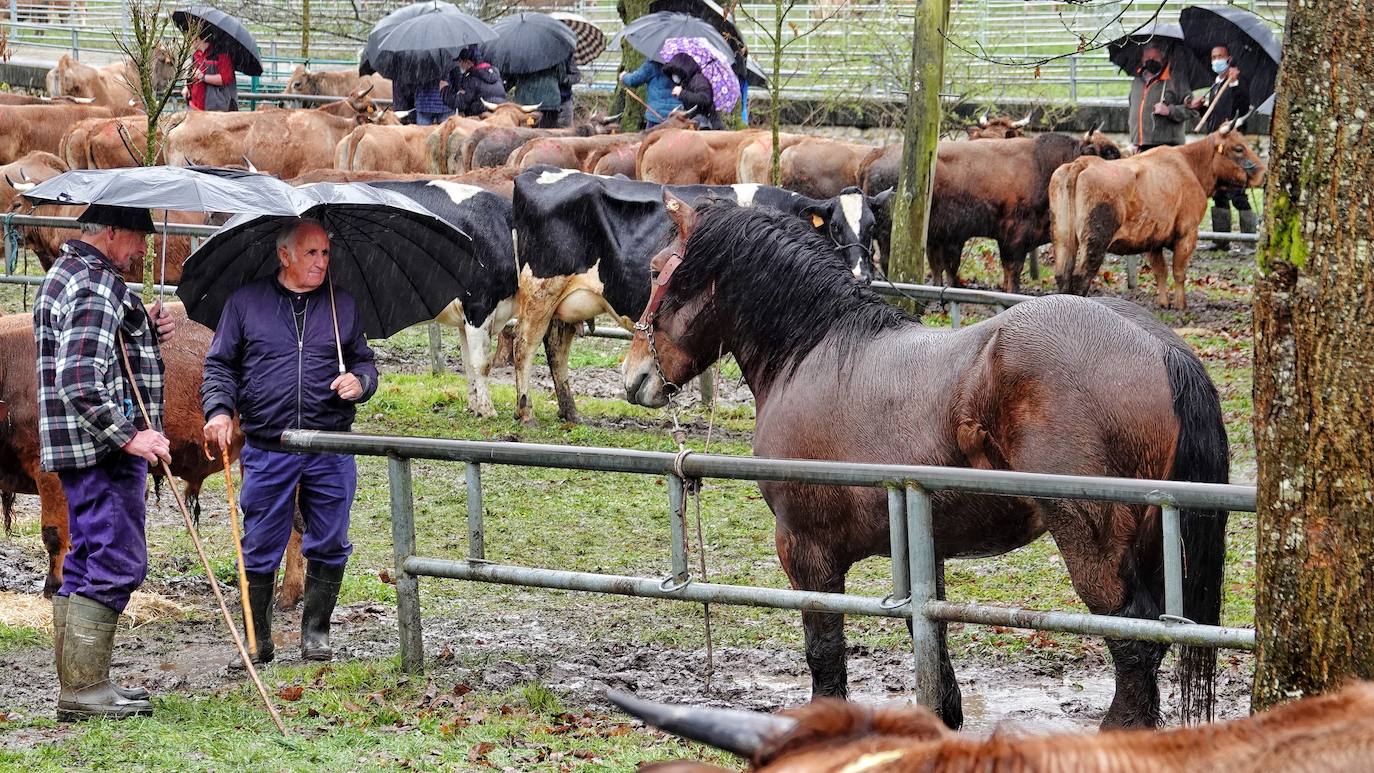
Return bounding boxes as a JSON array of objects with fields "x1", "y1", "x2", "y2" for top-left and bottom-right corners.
[
  {"x1": 1232, "y1": 108, "x2": 1255, "y2": 133},
  {"x1": 39, "y1": 95, "x2": 52, "y2": 102},
  {"x1": 607, "y1": 691, "x2": 795, "y2": 759},
  {"x1": 602, "y1": 112, "x2": 623, "y2": 124},
  {"x1": 978, "y1": 112, "x2": 989, "y2": 127},
  {"x1": 480, "y1": 98, "x2": 502, "y2": 112},
  {"x1": 7, "y1": 174, "x2": 37, "y2": 192},
  {"x1": 520, "y1": 103, "x2": 543, "y2": 113},
  {"x1": 359, "y1": 83, "x2": 375, "y2": 98},
  {"x1": 241, "y1": 155, "x2": 259, "y2": 173},
  {"x1": 1013, "y1": 111, "x2": 1032, "y2": 127},
  {"x1": 393, "y1": 108, "x2": 414, "y2": 119},
  {"x1": 682, "y1": 105, "x2": 698, "y2": 117},
  {"x1": 75, "y1": 96, "x2": 94, "y2": 103}
]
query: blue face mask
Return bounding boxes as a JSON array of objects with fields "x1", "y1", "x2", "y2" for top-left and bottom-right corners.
[{"x1": 1212, "y1": 59, "x2": 1229, "y2": 74}]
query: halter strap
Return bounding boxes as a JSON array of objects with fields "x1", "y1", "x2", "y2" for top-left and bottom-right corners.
[{"x1": 634, "y1": 251, "x2": 684, "y2": 329}]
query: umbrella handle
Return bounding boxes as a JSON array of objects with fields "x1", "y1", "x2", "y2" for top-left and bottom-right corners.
[
  {"x1": 158, "y1": 210, "x2": 168, "y2": 302},
  {"x1": 327, "y1": 276, "x2": 345, "y2": 375}
]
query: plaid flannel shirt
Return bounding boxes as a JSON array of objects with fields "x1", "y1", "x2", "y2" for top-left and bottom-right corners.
[{"x1": 34, "y1": 240, "x2": 165, "y2": 472}]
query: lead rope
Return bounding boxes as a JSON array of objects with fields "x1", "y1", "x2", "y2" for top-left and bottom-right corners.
[{"x1": 693, "y1": 347, "x2": 723, "y2": 692}]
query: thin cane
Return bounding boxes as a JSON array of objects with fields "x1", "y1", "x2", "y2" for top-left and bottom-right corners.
[
  {"x1": 116, "y1": 331, "x2": 287, "y2": 735},
  {"x1": 157, "y1": 209, "x2": 169, "y2": 301},
  {"x1": 327, "y1": 274, "x2": 345, "y2": 375},
  {"x1": 621, "y1": 86, "x2": 665, "y2": 123},
  {"x1": 221, "y1": 454, "x2": 256, "y2": 656},
  {"x1": 1193, "y1": 79, "x2": 1233, "y2": 132}
]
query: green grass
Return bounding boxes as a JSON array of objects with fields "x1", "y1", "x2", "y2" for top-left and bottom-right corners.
[{"x1": 0, "y1": 622, "x2": 48, "y2": 652}]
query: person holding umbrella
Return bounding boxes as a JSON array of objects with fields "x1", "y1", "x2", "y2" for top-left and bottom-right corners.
[
  {"x1": 1187, "y1": 43, "x2": 1254, "y2": 253},
  {"x1": 35, "y1": 203, "x2": 177, "y2": 720},
  {"x1": 663, "y1": 51, "x2": 720, "y2": 129},
  {"x1": 200, "y1": 219, "x2": 378, "y2": 667},
  {"x1": 1126, "y1": 42, "x2": 1199, "y2": 152},
  {"x1": 184, "y1": 31, "x2": 237, "y2": 111},
  {"x1": 620, "y1": 57, "x2": 679, "y2": 127},
  {"x1": 504, "y1": 65, "x2": 562, "y2": 128},
  {"x1": 174, "y1": 6, "x2": 265, "y2": 111},
  {"x1": 442, "y1": 44, "x2": 508, "y2": 118}
]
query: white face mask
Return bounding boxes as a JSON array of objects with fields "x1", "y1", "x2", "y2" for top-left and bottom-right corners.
[{"x1": 1212, "y1": 58, "x2": 1229, "y2": 74}]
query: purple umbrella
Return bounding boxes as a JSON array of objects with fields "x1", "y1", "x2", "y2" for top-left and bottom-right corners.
[{"x1": 659, "y1": 36, "x2": 739, "y2": 114}]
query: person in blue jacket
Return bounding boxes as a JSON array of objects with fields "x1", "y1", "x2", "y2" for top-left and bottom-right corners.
[
  {"x1": 201, "y1": 219, "x2": 378, "y2": 668},
  {"x1": 620, "y1": 58, "x2": 680, "y2": 127}
]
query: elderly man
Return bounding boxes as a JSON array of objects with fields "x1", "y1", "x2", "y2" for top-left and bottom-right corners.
[
  {"x1": 1126, "y1": 43, "x2": 1198, "y2": 152},
  {"x1": 1188, "y1": 43, "x2": 1255, "y2": 254},
  {"x1": 35, "y1": 204, "x2": 176, "y2": 720},
  {"x1": 201, "y1": 219, "x2": 377, "y2": 666}
]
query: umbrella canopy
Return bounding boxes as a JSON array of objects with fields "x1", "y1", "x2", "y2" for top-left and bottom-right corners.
[
  {"x1": 365, "y1": 1, "x2": 497, "y2": 83},
  {"x1": 649, "y1": 0, "x2": 746, "y2": 55},
  {"x1": 660, "y1": 36, "x2": 739, "y2": 114},
  {"x1": 172, "y1": 6, "x2": 264, "y2": 77},
  {"x1": 549, "y1": 12, "x2": 607, "y2": 66},
  {"x1": 1180, "y1": 5, "x2": 1281, "y2": 110},
  {"x1": 1106, "y1": 20, "x2": 1212, "y2": 90},
  {"x1": 20, "y1": 165, "x2": 303, "y2": 215},
  {"x1": 485, "y1": 13, "x2": 578, "y2": 75},
  {"x1": 177, "y1": 183, "x2": 474, "y2": 340},
  {"x1": 611, "y1": 12, "x2": 732, "y2": 66}
]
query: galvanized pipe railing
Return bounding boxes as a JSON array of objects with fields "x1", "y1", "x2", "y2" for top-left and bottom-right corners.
[{"x1": 281, "y1": 429, "x2": 1257, "y2": 699}]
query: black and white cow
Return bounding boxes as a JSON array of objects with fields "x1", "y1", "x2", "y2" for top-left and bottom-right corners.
[
  {"x1": 358, "y1": 179, "x2": 518, "y2": 417},
  {"x1": 510, "y1": 167, "x2": 893, "y2": 425}
]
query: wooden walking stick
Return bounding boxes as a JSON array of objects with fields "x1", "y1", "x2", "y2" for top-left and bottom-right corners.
[
  {"x1": 116, "y1": 331, "x2": 287, "y2": 736},
  {"x1": 1194, "y1": 79, "x2": 1233, "y2": 132},
  {"x1": 622, "y1": 85, "x2": 665, "y2": 123},
  {"x1": 221, "y1": 455, "x2": 256, "y2": 656}
]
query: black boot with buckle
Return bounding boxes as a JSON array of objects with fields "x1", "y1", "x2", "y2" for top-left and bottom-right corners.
[
  {"x1": 228, "y1": 571, "x2": 277, "y2": 670},
  {"x1": 301, "y1": 561, "x2": 346, "y2": 661}
]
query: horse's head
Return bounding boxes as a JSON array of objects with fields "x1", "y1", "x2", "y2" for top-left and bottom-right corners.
[{"x1": 624, "y1": 191, "x2": 721, "y2": 408}]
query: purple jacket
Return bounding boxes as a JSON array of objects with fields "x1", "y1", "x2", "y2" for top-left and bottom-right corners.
[{"x1": 201, "y1": 276, "x2": 378, "y2": 447}]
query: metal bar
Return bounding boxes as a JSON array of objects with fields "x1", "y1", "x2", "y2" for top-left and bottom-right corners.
[
  {"x1": 280, "y1": 431, "x2": 1258, "y2": 511},
  {"x1": 871, "y1": 281, "x2": 1034, "y2": 306},
  {"x1": 1198, "y1": 230, "x2": 1259, "y2": 243},
  {"x1": 949, "y1": 301, "x2": 961, "y2": 330},
  {"x1": 403, "y1": 557, "x2": 911, "y2": 618},
  {"x1": 667, "y1": 474, "x2": 690, "y2": 583},
  {"x1": 388, "y1": 456, "x2": 424, "y2": 673},
  {"x1": 427, "y1": 322, "x2": 443, "y2": 375},
  {"x1": 1162, "y1": 503, "x2": 1184, "y2": 619},
  {"x1": 906, "y1": 484, "x2": 943, "y2": 711},
  {"x1": 0, "y1": 274, "x2": 175, "y2": 295},
  {"x1": 886, "y1": 486, "x2": 910, "y2": 604},
  {"x1": 236, "y1": 91, "x2": 394, "y2": 108},
  {"x1": 0, "y1": 213, "x2": 219, "y2": 236},
  {"x1": 465, "y1": 462, "x2": 484, "y2": 561},
  {"x1": 924, "y1": 601, "x2": 1255, "y2": 649}
]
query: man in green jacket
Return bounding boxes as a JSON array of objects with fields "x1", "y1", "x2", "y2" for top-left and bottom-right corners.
[{"x1": 1127, "y1": 44, "x2": 1199, "y2": 153}]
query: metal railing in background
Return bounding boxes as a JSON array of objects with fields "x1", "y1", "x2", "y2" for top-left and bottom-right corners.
[{"x1": 280, "y1": 429, "x2": 1255, "y2": 710}]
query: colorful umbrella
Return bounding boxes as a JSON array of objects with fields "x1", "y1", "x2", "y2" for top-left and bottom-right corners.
[{"x1": 660, "y1": 36, "x2": 739, "y2": 114}]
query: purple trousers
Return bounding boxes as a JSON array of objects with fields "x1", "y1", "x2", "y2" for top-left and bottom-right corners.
[
  {"x1": 58, "y1": 453, "x2": 149, "y2": 613},
  {"x1": 239, "y1": 444, "x2": 356, "y2": 575}
]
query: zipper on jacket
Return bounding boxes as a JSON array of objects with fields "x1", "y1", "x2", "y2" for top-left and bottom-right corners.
[{"x1": 295, "y1": 299, "x2": 308, "y2": 430}]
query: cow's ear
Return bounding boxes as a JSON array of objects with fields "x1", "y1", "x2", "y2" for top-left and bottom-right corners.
[
  {"x1": 663, "y1": 191, "x2": 698, "y2": 241},
  {"x1": 870, "y1": 188, "x2": 895, "y2": 210}
]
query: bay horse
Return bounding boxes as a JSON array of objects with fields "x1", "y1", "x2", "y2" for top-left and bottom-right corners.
[{"x1": 622, "y1": 195, "x2": 1230, "y2": 729}]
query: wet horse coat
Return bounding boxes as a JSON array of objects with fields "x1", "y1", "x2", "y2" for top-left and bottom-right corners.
[{"x1": 623, "y1": 200, "x2": 1229, "y2": 729}]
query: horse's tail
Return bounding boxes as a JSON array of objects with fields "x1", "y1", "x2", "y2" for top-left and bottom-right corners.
[{"x1": 1164, "y1": 342, "x2": 1230, "y2": 725}]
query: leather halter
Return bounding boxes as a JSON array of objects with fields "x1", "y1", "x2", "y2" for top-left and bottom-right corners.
[{"x1": 634, "y1": 251, "x2": 684, "y2": 331}]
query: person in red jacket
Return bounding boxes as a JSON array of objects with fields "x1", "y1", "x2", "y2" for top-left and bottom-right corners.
[{"x1": 183, "y1": 34, "x2": 236, "y2": 111}]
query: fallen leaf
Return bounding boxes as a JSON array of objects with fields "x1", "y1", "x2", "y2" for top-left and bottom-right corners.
[
  {"x1": 436, "y1": 644, "x2": 455, "y2": 663},
  {"x1": 468, "y1": 741, "x2": 496, "y2": 762},
  {"x1": 453, "y1": 682, "x2": 472, "y2": 697},
  {"x1": 379, "y1": 568, "x2": 396, "y2": 585},
  {"x1": 278, "y1": 685, "x2": 304, "y2": 702}
]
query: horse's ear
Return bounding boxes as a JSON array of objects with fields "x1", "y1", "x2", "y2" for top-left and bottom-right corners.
[{"x1": 663, "y1": 190, "x2": 698, "y2": 240}]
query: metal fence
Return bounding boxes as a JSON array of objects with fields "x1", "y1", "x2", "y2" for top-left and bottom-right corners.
[
  {"x1": 279, "y1": 429, "x2": 1255, "y2": 709},
  {"x1": 3, "y1": 0, "x2": 1287, "y2": 105}
]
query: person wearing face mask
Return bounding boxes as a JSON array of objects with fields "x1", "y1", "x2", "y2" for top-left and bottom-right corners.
[
  {"x1": 1188, "y1": 45, "x2": 1255, "y2": 253},
  {"x1": 1126, "y1": 43, "x2": 1198, "y2": 152}
]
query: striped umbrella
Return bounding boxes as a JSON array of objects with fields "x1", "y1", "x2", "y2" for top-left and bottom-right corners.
[{"x1": 549, "y1": 12, "x2": 607, "y2": 66}]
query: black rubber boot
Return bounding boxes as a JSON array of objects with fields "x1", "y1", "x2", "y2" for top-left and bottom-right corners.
[
  {"x1": 1231, "y1": 209, "x2": 1257, "y2": 255},
  {"x1": 57, "y1": 595, "x2": 154, "y2": 721},
  {"x1": 300, "y1": 562, "x2": 346, "y2": 661},
  {"x1": 228, "y1": 571, "x2": 276, "y2": 670},
  {"x1": 53, "y1": 596, "x2": 149, "y2": 701},
  {"x1": 1198, "y1": 206, "x2": 1231, "y2": 251}
]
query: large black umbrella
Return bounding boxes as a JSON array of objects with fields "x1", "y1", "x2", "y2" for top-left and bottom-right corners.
[
  {"x1": 1106, "y1": 20, "x2": 1212, "y2": 90},
  {"x1": 610, "y1": 12, "x2": 732, "y2": 65},
  {"x1": 1180, "y1": 5, "x2": 1281, "y2": 111},
  {"x1": 172, "y1": 6, "x2": 264, "y2": 77},
  {"x1": 177, "y1": 183, "x2": 474, "y2": 340},
  {"x1": 486, "y1": 13, "x2": 578, "y2": 75},
  {"x1": 20, "y1": 165, "x2": 302, "y2": 214},
  {"x1": 549, "y1": 12, "x2": 608, "y2": 66},
  {"x1": 648, "y1": 0, "x2": 763, "y2": 86},
  {"x1": 364, "y1": 1, "x2": 497, "y2": 83}
]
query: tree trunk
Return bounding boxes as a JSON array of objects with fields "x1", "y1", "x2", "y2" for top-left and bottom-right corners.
[
  {"x1": 769, "y1": 0, "x2": 782, "y2": 186},
  {"x1": 301, "y1": 0, "x2": 311, "y2": 60},
  {"x1": 886, "y1": 0, "x2": 950, "y2": 287},
  {"x1": 1251, "y1": 0, "x2": 1374, "y2": 712},
  {"x1": 618, "y1": 0, "x2": 652, "y2": 132}
]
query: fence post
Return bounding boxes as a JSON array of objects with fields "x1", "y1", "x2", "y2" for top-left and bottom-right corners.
[
  {"x1": 1125, "y1": 254, "x2": 1140, "y2": 290},
  {"x1": 905, "y1": 483, "x2": 943, "y2": 713},
  {"x1": 1161, "y1": 502, "x2": 1184, "y2": 619},
  {"x1": 70, "y1": 28, "x2": 79, "y2": 59},
  {"x1": 666, "y1": 474, "x2": 690, "y2": 585},
  {"x1": 388, "y1": 455, "x2": 424, "y2": 674},
  {"x1": 466, "y1": 462, "x2": 484, "y2": 560},
  {"x1": 697, "y1": 371, "x2": 715, "y2": 408},
  {"x1": 949, "y1": 301, "x2": 961, "y2": 330},
  {"x1": 887, "y1": 486, "x2": 910, "y2": 604},
  {"x1": 428, "y1": 322, "x2": 444, "y2": 375}
]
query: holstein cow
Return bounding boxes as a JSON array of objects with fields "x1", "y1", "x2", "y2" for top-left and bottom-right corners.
[
  {"x1": 425, "y1": 102, "x2": 547, "y2": 174},
  {"x1": 0, "y1": 307, "x2": 243, "y2": 597},
  {"x1": 45, "y1": 52, "x2": 177, "y2": 113},
  {"x1": 283, "y1": 65, "x2": 393, "y2": 101},
  {"x1": 0, "y1": 103, "x2": 116, "y2": 165},
  {"x1": 59, "y1": 115, "x2": 163, "y2": 169},
  {"x1": 638, "y1": 128, "x2": 790, "y2": 185},
  {"x1": 1052, "y1": 122, "x2": 1265, "y2": 307},
  {"x1": 509, "y1": 168, "x2": 891, "y2": 424},
  {"x1": 165, "y1": 86, "x2": 385, "y2": 177},
  {"x1": 0, "y1": 151, "x2": 68, "y2": 213},
  {"x1": 613, "y1": 683, "x2": 1374, "y2": 773},
  {"x1": 455, "y1": 111, "x2": 625, "y2": 174}
]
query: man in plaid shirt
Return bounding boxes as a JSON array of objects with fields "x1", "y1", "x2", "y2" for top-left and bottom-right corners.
[{"x1": 34, "y1": 204, "x2": 176, "y2": 721}]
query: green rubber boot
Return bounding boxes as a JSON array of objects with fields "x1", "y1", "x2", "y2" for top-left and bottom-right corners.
[
  {"x1": 53, "y1": 595, "x2": 149, "y2": 701},
  {"x1": 57, "y1": 595, "x2": 153, "y2": 721}
]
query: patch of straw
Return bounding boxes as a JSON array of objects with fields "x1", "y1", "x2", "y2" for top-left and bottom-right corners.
[{"x1": 0, "y1": 590, "x2": 189, "y2": 632}]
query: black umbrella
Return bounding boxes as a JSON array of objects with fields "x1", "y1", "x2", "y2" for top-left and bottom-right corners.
[
  {"x1": 177, "y1": 183, "x2": 474, "y2": 340},
  {"x1": 1106, "y1": 20, "x2": 1212, "y2": 90},
  {"x1": 549, "y1": 12, "x2": 608, "y2": 66},
  {"x1": 364, "y1": 1, "x2": 497, "y2": 83},
  {"x1": 172, "y1": 6, "x2": 264, "y2": 77},
  {"x1": 486, "y1": 13, "x2": 578, "y2": 75},
  {"x1": 611, "y1": 12, "x2": 732, "y2": 65},
  {"x1": 1180, "y1": 5, "x2": 1281, "y2": 111}
]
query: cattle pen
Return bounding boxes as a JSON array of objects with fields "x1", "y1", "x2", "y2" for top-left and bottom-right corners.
[{"x1": 278, "y1": 428, "x2": 1255, "y2": 713}]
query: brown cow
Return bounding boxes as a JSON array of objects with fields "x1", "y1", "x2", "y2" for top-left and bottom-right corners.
[
  {"x1": 45, "y1": 52, "x2": 177, "y2": 113},
  {"x1": 0, "y1": 306, "x2": 243, "y2": 597},
  {"x1": 0, "y1": 93, "x2": 97, "y2": 106},
  {"x1": 508, "y1": 114, "x2": 693, "y2": 174},
  {"x1": 425, "y1": 102, "x2": 546, "y2": 174},
  {"x1": 637, "y1": 128, "x2": 778, "y2": 185},
  {"x1": 734, "y1": 132, "x2": 810, "y2": 188},
  {"x1": 963, "y1": 111, "x2": 1032, "y2": 139},
  {"x1": 335, "y1": 124, "x2": 439, "y2": 173},
  {"x1": 455, "y1": 111, "x2": 625, "y2": 174},
  {"x1": 0, "y1": 104, "x2": 116, "y2": 165},
  {"x1": 1051, "y1": 123, "x2": 1265, "y2": 307},
  {"x1": 616, "y1": 682, "x2": 1374, "y2": 772},
  {"x1": 768, "y1": 137, "x2": 877, "y2": 199},
  {"x1": 588, "y1": 142, "x2": 640, "y2": 177},
  {"x1": 0, "y1": 151, "x2": 68, "y2": 214},
  {"x1": 283, "y1": 65, "x2": 393, "y2": 101},
  {"x1": 59, "y1": 115, "x2": 163, "y2": 169},
  {"x1": 165, "y1": 86, "x2": 384, "y2": 177}
]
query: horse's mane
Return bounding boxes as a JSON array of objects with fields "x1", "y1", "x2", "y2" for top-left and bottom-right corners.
[{"x1": 668, "y1": 202, "x2": 914, "y2": 384}]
